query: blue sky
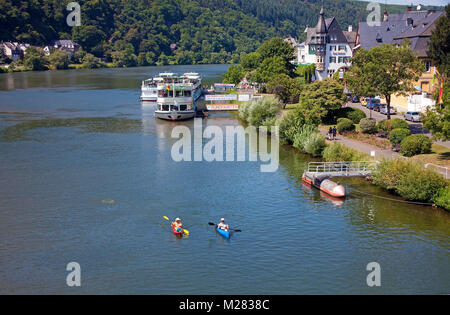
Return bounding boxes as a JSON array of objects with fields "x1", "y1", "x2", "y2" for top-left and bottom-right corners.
[{"x1": 367, "y1": 0, "x2": 449, "y2": 6}]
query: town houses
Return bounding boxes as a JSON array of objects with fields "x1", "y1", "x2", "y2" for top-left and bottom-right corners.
[
  {"x1": 1, "y1": 40, "x2": 80, "y2": 64},
  {"x1": 285, "y1": 5, "x2": 444, "y2": 113}
]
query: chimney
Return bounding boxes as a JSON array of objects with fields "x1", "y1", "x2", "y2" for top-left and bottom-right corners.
[
  {"x1": 407, "y1": 6, "x2": 413, "y2": 12},
  {"x1": 383, "y1": 10, "x2": 389, "y2": 22},
  {"x1": 348, "y1": 25, "x2": 353, "y2": 33}
]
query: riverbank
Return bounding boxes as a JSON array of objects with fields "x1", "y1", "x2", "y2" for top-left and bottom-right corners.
[{"x1": 238, "y1": 97, "x2": 449, "y2": 211}]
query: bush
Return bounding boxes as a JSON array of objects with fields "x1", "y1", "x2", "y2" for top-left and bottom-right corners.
[
  {"x1": 322, "y1": 142, "x2": 365, "y2": 162},
  {"x1": 378, "y1": 118, "x2": 409, "y2": 133},
  {"x1": 400, "y1": 134, "x2": 432, "y2": 157},
  {"x1": 239, "y1": 96, "x2": 281, "y2": 127},
  {"x1": 359, "y1": 118, "x2": 377, "y2": 134},
  {"x1": 303, "y1": 133, "x2": 326, "y2": 157},
  {"x1": 277, "y1": 110, "x2": 307, "y2": 144},
  {"x1": 347, "y1": 108, "x2": 366, "y2": 124},
  {"x1": 337, "y1": 118, "x2": 355, "y2": 134},
  {"x1": 293, "y1": 125, "x2": 317, "y2": 152},
  {"x1": 389, "y1": 128, "x2": 411, "y2": 146},
  {"x1": 433, "y1": 186, "x2": 450, "y2": 211},
  {"x1": 372, "y1": 159, "x2": 447, "y2": 202}
]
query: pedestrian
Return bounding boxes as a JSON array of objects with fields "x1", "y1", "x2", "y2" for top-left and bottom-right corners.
[
  {"x1": 328, "y1": 127, "x2": 333, "y2": 140},
  {"x1": 332, "y1": 126, "x2": 337, "y2": 140}
]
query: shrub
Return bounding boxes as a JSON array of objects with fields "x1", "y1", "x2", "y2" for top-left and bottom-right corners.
[
  {"x1": 359, "y1": 118, "x2": 377, "y2": 134},
  {"x1": 433, "y1": 186, "x2": 450, "y2": 211},
  {"x1": 372, "y1": 159, "x2": 447, "y2": 202},
  {"x1": 347, "y1": 108, "x2": 366, "y2": 124},
  {"x1": 303, "y1": 133, "x2": 326, "y2": 157},
  {"x1": 400, "y1": 134, "x2": 432, "y2": 157},
  {"x1": 378, "y1": 118, "x2": 409, "y2": 133},
  {"x1": 293, "y1": 125, "x2": 317, "y2": 152},
  {"x1": 337, "y1": 118, "x2": 355, "y2": 134},
  {"x1": 389, "y1": 128, "x2": 411, "y2": 146},
  {"x1": 238, "y1": 96, "x2": 281, "y2": 127},
  {"x1": 277, "y1": 110, "x2": 307, "y2": 144},
  {"x1": 322, "y1": 142, "x2": 365, "y2": 162}
]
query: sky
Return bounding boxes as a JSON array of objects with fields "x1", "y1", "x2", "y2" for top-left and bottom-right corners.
[{"x1": 367, "y1": 0, "x2": 449, "y2": 6}]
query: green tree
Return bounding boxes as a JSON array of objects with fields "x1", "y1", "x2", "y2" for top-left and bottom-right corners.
[
  {"x1": 347, "y1": 43, "x2": 423, "y2": 119},
  {"x1": 299, "y1": 78, "x2": 347, "y2": 124},
  {"x1": 81, "y1": 53, "x2": 101, "y2": 69},
  {"x1": 266, "y1": 74, "x2": 303, "y2": 105},
  {"x1": 256, "y1": 37, "x2": 295, "y2": 73},
  {"x1": 241, "y1": 52, "x2": 262, "y2": 71},
  {"x1": 254, "y1": 56, "x2": 289, "y2": 83},
  {"x1": 48, "y1": 50, "x2": 70, "y2": 70},
  {"x1": 23, "y1": 47, "x2": 48, "y2": 71},
  {"x1": 423, "y1": 5, "x2": 450, "y2": 140},
  {"x1": 222, "y1": 64, "x2": 244, "y2": 85}
]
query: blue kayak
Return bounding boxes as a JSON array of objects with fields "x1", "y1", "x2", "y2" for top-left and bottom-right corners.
[{"x1": 216, "y1": 226, "x2": 231, "y2": 239}]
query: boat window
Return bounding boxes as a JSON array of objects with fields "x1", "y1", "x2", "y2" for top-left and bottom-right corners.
[
  {"x1": 185, "y1": 90, "x2": 191, "y2": 97},
  {"x1": 171, "y1": 105, "x2": 179, "y2": 111},
  {"x1": 162, "y1": 105, "x2": 169, "y2": 111},
  {"x1": 180, "y1": 105, "x2": 187, "y2": 111},
  {"x1": 176, "y1": 90, "x2": 183, "y2": 97}
]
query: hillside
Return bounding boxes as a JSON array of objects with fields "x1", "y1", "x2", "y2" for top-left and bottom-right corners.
[{"x1": 0, "y1": 0, "x2": 441, "y2": 65}]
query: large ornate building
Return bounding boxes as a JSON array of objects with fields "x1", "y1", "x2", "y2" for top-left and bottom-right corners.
[{"x1": 297, "y1": 8, "x2": 355, "y2": 80}]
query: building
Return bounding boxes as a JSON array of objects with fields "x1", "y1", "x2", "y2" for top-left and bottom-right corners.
[
  {"x1": 51, "y1": 40, "x2": 80, "y2": 57},
  {"x1": 297, "y1": 8, "x2": 355, "y2": 80},
  {"x1": 1, "y1": 42, "x2": 23, "y2": 62},
  {"x1": 355, "y1": 8, "x2": 445, "y2": 112}
]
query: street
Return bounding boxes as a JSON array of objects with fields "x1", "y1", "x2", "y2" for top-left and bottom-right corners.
[{"x1": 347, "y1": 102, "x2": 450, "y2": 149}]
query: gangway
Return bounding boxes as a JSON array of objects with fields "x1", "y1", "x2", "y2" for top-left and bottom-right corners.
[{"x1": 306, "y1": 161, "x2": 379, "y2": 177}]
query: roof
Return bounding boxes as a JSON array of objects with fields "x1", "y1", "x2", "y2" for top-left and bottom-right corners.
[
  {"x1": 316, "y1": 7, "x2": 327, "y2": 34},
  {"x1": 343, "y1": 31, "x2": 357, "y2": 49},
  {"x1": 357, "y1": 10, "x2": 444, "y2": 52}
]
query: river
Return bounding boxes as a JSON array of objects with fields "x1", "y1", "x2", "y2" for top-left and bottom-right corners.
[{"x1": 0, "y1": 65, "x2": 448, "y2": 294}]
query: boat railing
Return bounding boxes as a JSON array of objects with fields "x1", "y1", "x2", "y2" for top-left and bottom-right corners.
[{"x1": 307, "y1": 161, "x2": 379, "y2": 177}]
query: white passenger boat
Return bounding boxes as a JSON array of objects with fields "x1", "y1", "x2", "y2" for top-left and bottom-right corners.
[
  {"x1": 153, "y1": 72, "x2": 203, "y2": 121},
  {"x1": 140, "y1": 78, "x2": 160, "y2": 102}
]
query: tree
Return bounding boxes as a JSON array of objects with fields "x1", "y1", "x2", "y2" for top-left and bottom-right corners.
[
  {"x1": 423, "y1": 5, "x2": 450, "y2": 140},
  {"x1": 299, "y1": 78, "x2": 347, "y2": 125},
  {"x1": 428, "y1": 5, "x2": 450, "y2": 78},
  {"x1": 81, "y1": 53, "x2": 101, "y2": 69},
  {"x1": 23, "y1": 47, "x2": 48, "y2": 71},
  {"x1": 267, "y1": 74, "x2": 303, "y2": 105},
  {"x1": 347, "y1": 43, "x2": 423, "y2": 119},
  {"x1": 256, "y1": 37, "x2": 295, "y2": 73},
  {"x1": 253, "y1": 56, "x2": 290, "y2": 83},
  {"x1": 222, "y1": 64, "x2": 244, "y2": 85},
  {"x1": 241, "y1": 52, "x2": 262, "y2": 71},
  {"x1": 48, "y1": 50, "x2": 70, "y2": 70}
]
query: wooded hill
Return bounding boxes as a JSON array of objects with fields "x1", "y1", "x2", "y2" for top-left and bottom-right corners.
[{"x1": 0, "y1": 0, "x2": 441, "y2": 65}]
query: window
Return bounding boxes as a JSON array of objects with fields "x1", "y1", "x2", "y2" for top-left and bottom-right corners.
[
  {"x1": 338, "y1": 57, "x2": 344, "y2": 63},
  {"x1": 424, "y1": 60, "x2": 431, "y2": 72},
  {"x1": 338, "y1": 45, "x2": 346, "y2": 51},
  {"x1": 330, "y1": 46, "x2": 336, "y2": 51},
  {"x1": 329, "y1": 57, "x2": 336, "y2": 63},
  {"x1": 328, "y1": 70, "x2": 335, "y2": 77}
]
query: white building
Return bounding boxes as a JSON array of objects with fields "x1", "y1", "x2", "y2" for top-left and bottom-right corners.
[{"x1": 297, "y1": 8, "x2": 355, "y2": 80}]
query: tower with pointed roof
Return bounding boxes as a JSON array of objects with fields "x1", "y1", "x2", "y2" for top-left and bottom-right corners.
[{"x1": 315, "y1": 7, "x2": 327, "y2": 72}]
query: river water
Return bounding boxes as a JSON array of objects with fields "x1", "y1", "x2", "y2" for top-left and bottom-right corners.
[{"x1": 0, "y1": 65, "x2": 448, "y2": 294}]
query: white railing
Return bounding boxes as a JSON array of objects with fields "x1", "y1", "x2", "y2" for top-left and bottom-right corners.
[
  {"x1": 425, "y1": 163, "x2": 449, "y2": 179},
  {"x1": 307, "y1": 161, "x2": 379, "y2": 176}
]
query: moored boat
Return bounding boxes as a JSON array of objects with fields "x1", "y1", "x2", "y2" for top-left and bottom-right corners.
[{"x1": 154, "y1": 72, "x2": 203, "y2": 121}]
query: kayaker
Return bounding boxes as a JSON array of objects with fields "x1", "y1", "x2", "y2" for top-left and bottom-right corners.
[
  {"x1": 217, "y1": 218, "x2": 229, "y2": 231},
  {"x1": 171, "y1": 218, "x2": 183, "y2": 233}
]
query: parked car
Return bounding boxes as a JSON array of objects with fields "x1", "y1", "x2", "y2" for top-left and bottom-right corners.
[
  {"x1": 373, "y1": 103, "x2": 384, "y2": 112},
  {"x1": 404, "y1": 111, "x2": 421, "y2": 122},
  {"x1": 380, "y1": 105, "x2": 396, "y2": 115},
  {"x1": 351, "y1": 96, "x2": 360, "y2": 103},
  {"x1": 366, "y1": 98, "x2": 381, "y2": 109}
]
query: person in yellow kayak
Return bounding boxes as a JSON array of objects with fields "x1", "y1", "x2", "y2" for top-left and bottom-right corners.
[
  {"x1": 217, "y1": 218, "x2": 229, "y2": 231},
  {"x1": 171, "y1": 218, "x2": 183, "y2": 233}
]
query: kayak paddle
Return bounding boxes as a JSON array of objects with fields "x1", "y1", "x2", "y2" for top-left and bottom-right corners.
[
  {"x1": 208, "y1": 222, "x2": 242, "y2": 232},
  {"x1": 164, "y1": 216, "x2": 189, "y2": 235}
]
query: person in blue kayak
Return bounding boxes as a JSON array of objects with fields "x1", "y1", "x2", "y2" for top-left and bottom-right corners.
[
  {"x1": 171, "y1": 218, "x2": 183, "y2": 233},
  {"x1": 217, "y1": 218, "x2": 229, "y2": 231}
]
